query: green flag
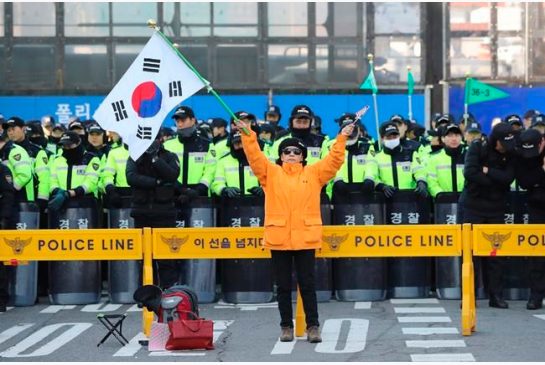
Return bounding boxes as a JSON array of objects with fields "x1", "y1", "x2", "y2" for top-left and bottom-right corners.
[
  {"x1": 464, "y1": 77, "x2": 509, "y2": 105},
  {"x1": 407, "y1": 69, "x2": 415, "y2": 95},
  {"x1": 360, "y1": 62, "x2": 378, "y2": 94}
]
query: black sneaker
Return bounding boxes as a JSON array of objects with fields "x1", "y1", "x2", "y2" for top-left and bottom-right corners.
[
  {"x1": 0, "y1": 302, "x2": 7, "y2": 312},
  {"x1": 526, "y1": 298, "x2": 543, "y2": 310},
  {"x1": 489, "y1": 296, "x2": 508, "y2": 309}
]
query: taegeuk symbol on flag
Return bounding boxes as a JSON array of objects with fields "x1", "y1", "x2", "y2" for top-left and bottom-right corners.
[{"x1": 93, "y1": 31, "x2": 206, "y2": 160}]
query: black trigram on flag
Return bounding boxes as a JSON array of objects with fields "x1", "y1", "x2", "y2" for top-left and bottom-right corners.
[
  {"x1": 136, "y1": 125, "x2": 153, "y2": 140},
  {"x1": 112, "y1": 100, "x2": 128, "y2": 122},
  {"x1": 143, "y1": 58, "x2": 160, "y2": 73},
  {"x1": 169, "y1": 81, "x2": 183, "y2": 97}
]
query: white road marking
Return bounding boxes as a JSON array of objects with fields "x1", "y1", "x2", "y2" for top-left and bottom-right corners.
[
  {"x1": 397, "y1": 316, "x2": 451, "y2": 323},
  {"x1": 354, "y1": 302, "x2": 371, "y2": 309},
  {"x1": 406, "y1": 340, "x2": 466, "y2": 348},
  {"x1": 410, "y1": 353, "x2": 476, "y2": 362},
  {"x1": 0, "y1": 324, "x2": 33, "y2": 345},
  {"x1": 315, "y1": 318, "x2": 369, "y2": 354},
  {"x1": 112, "y1": 332, "x2": 147, "y2": 357},
  {"x1": 533, "y1": 314, "x2": 545, "y2": 320},
  {"x1": 394, "y1": 307, "x2": 446, "y2": 314},
  {"x1": 126, "y1": 304, "x2": 142, "y2": 312},
  {"x1": 0, "y1": 307, "x2": 14, "y2": 313},
  {"x1": 81, "y1": 302, "x2": 123, "y2": 312},
  {"x1": 0, "y1": 323, "x2": 92, "y2": 358},
  {"x1": 402, "y1": 327, "x2": 459, "y2": 335},
  {"x1": 40, "y1": 305, "x2": 76, "y2": 314},
  {"x1": 390, "y1": 298, "x2": 439, "y2": 304},
  {"x1": 271, "y1": 338, "x2": 298, "y2": 355}
]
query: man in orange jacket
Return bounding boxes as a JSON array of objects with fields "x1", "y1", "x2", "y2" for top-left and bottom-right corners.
[{"x1": 240, "y1": 118, "x2": 354, "y2": 343}]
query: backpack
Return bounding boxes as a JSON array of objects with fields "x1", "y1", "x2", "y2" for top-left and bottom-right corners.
[{"x1": 158, "y1": 285, "x2": 199, "y2": 323}]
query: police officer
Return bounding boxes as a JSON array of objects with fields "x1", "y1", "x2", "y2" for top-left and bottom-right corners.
[
  {"x1": 516, "y1": 129, "x2": 545, "y2": 309},
  {"x1": 264, "y1": 105, "x2": 284, "y2": 133},
  {"x1": 523, "y1": 109, "x2": 540, "y2": 130},
  {"x1": 426, "y1": 124, "x2": 466, "y2": 198},
  {"x1": 48, "y1": 124, "x2": 66, "y2": 155},
  {"x1": 270, "y1": 105, "x2": 327, "y2": 165},
  {"x1": 211, "y1": 131, "x2": 263, "y2": 198},
  {"x1": 68, "y1": 118, "x2": 89, "y2": 150},
  {"x1": 101, "y1": 131, "x2": 129, "y2": 208},
  {"x1": 126, "y1": 140, "x2": 180, "y2": 288},
  {"x1": 464, "y1": 121, "x2": 483, "y2": 145},
  {"x1": 163, "y1": 106, "x2": 216, "y2": 204},
  {"x1": 460, "y1": 122, "x2": 516, "y2": 308},
  {"x1": 0, "y1": 163, "x2": 17, "y2": 312},
  {"x1": 363, "y1": 122, "x2": 427, "y2": 198},
  {"x1": 6, "y1": 117, "x2": 51, "y2": 208},
  {"x1": 505, "y1": 114, "x2": 523, "y2": 133},
  {"x1": 48, "y1": 132, "x2": 102, "y2": 211},
  {"x1": 327, "y1": 115, "x2": 374, "y2": 203},
  {"x1": 210, "y1": 118, "x2": 229, "y2": 159},
  {"x1": 531, "y1": 114, "x2": 545, "y2": 135},
  {"x1": 86, "y1": 123, "x2": 109, "y2": 158},
  {"x1": 0, "y1": 124, "x2": 33, "y2": 203}
]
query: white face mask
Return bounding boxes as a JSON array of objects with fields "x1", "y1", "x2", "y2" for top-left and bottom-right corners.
[{"x1": 383, "y1": 138, "x2": 400, "y2": 150}]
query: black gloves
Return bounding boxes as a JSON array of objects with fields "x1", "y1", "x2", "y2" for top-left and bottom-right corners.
[
  {"x1": 415, "y1": 181, "x2": 429, "y2": 198},
  {"x1": 361, "y1": 179, "x2": 374, "y2": 194},
  {"x1": 48, "y1": 189, "x2": 69, "y2": 211},
  {"x1": 105, "y1": 185, "x2": 122, "y2": 208},
  {"x1": 221, "y1": 187, "x2": 241, "y2": 198},
  {"x1": 177, "y1": 187, "x2": 200, "y2": 204},
  {"x1": 247, "y1": 186, "x2": 264, "y2": 197},
  {"x1": 333, "y1": 180, "x2": 350, "y2": 194},
  {"x1": 378, "y1": 184, "x2": 397, "y2": 198}
]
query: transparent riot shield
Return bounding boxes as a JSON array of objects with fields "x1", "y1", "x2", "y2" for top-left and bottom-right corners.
[
  {"x1": 177, "y1": 197, "x2": 217, "y2": 303},
  {"x1": 7, "y1": 202, "x2": 40, "y2": 306},
  {"x1": 387, "y1": 190, "x2": 431, "y2": 298},
  {"x1": 332, "y1": 192, "x2": 387, "y2": 301},
  {"x1": 47, "y1": 197, "x2": 101, "y2": 305},
  {"x1": 107, "y1": 194, "x2": 140, "y2": 304},
  {"x1": 219, "y1": 195, "x2": 273, "y2": 304}
]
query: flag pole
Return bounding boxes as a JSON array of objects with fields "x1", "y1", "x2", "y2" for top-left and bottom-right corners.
[
  {"x1": 368, "y1": 54, "x2": 381, "y2": 148},
  {"x1": 147, "y1": 20, "x2": 250, "y2": 135},
  {"x1": 463, "y1": 72, "x2": 470, "y2": 126},
  {"x1": 407, "y1": 66, "x2": 413, "y2": 121}
]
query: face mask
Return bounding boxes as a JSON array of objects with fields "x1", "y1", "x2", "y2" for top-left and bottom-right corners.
[
  {"x1": 30, "y1": 136, "x2": 47, "y2": 148},
  {"x1": 431, "y1": 144, "x2": 443, "y2": 152},
  {"x1": 49, "y1": 136, "x2": 61, "y2": 144},
  {"x1": 62, "y1": 144, "x2": 84, "y2": 164},
  {"x1": 291, "y1": 127, "x2": 310, "y2": 139},
  {"x1": 178, "y1": 125, "x2": 197, "y2": 139},
  {"x1": 383, "y1": 138, "x2": 400, "y2": 150}
]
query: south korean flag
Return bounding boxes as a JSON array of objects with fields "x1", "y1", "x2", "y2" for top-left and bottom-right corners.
[{"x1": 93, "y1": 31, "x2": 206, "y2": 161}]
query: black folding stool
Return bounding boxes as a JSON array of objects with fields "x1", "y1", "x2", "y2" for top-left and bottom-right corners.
[{"x1": 97, "y1": 313, "x2": 129, "y2": 347}]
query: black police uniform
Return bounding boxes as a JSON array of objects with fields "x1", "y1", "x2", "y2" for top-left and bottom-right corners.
[
  {"x1": 0, "y1": 164, "x2": 17, "y2": 310},
  {"x1": 515, "y1": 129, "x2": 545, "y2": 309},
  {"x1": 126, "y1": 142, "x2": 180, "y2": 288},
  {"x1": 460, "y1": 123, "x2": 516, "y2": 308}
]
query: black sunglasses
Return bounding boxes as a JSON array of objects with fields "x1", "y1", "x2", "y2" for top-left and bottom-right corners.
[{"x1": 282, "y1": 147, "x2": 302, "y2": 156}]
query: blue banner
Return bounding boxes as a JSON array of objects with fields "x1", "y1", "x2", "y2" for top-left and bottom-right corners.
[
  {"x1": 0, "y1": 93, "x2": 424, "y2": 139},
  {"x1": 450, "y1": 86, "x2": 545, "y2": 135}
]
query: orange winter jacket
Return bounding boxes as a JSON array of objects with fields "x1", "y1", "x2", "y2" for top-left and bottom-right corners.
[{"x1": 241, "y1": 130, "x2": 347, "y2": 250}]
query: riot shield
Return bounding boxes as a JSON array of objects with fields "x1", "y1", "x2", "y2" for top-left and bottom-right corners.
[
  {"x1": 7, "y1": 202, "x2": 39, "y2": 306},
  {"x1": 503, "y1": 191, "x2": 530, "y2": 300},
  {"x1": 47, "y1": 197, "x2": 101, "y2": 305},
  {"x1": 291, "y1": 194, "x2": 333, "y2": 302},
  {"x1": 177, "y1": 197, "x2": 217, "y2": 303},
  {"x1": 387, "y1": 190, "x2": 431, "y2": 298},
  {"x1": 219, "y1": 195, "x2": 273, "y2": 303},
  {"x1": 107, "y1": 195, "x2": 140, "y2": 304},
  {"x1": 332, "y1": 192, "x2": 387, "y2": 301}
]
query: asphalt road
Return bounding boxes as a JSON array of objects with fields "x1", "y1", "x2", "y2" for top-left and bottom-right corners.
[{"x1": 1, "y1": 297, "x2": 544, "y2": 362}]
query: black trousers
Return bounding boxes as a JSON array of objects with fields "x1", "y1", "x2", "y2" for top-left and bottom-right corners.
[
  {"x1": 133, "y1": 211, "x2": 179, "y2": 289},
  {"x1": 528, "y1": 206, "x2": 545, "y2": 300},
  {"x1": 271, "y1": 249, "x2": 319, "y2": 329},
  {"x1": 461, "y1": 207, "x2": 505, "y2": 297},
  {"x1": 0, "y1": 263, "x2": 7, "y2": 304}
]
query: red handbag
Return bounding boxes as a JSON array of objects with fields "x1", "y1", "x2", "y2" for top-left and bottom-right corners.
[{"x1": 165, "y1": 311, "x2": 214, "y2": 350}]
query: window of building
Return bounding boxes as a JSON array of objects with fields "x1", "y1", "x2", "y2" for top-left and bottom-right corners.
[
  {"x1": 450, "y1": 37, "x2": 491, "y2": 78},
  {"x1": 64, "y1": 45, "x2": 109, "y2": 89},
  {"x1": 213, "y1": 3, "x2": 258, "y2": 37},
  {"x1": 450, "y1": 2, "x2": 490, "y2": 32},
  {"x1": 179, "y1": 2, "x2": 211, "y2": 37},
  {"x1": 375, "y1": 3, "x2": 420, "y2": 34},
  {"x1": 0, "y1": 3, "x2": 4, "y2": 37},
  {"x1": 375, "y1": 36, "x2": 421, "y2": 83},
  {"x1": 65, "y1": 3, "x2": 109, "y2": 37},
  {"x1": 268, "y1": 44, "x2": 308, "y2": 84},
  {"x1": 11, "y1": 45, "x2": 56, "y2": 87},
  {"x1": 112, "y1": 3, "x2": 157, "y2": 37},
  {"x1": 268, "y1": 3, "x2": 307, "y2": 37},
  {"x1": 178, "y1": 45, "x2": 209, "y2": 80},
  {"x1": 216, "y1": 45, "x2": 258, "y2": 84},
  {"x1": 13, "y1": 3, "x2": 55, "y2": 37},
  {"x1": 113, "y1": 44, "x2": 145, "y2": 83}
]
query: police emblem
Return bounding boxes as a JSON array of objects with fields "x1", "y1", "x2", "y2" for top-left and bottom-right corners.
[
  {"x1": 160, "y1": 235, "x2": 189, "y2": 253},
  {"x1": 210, "y1": 149, "x2": 216, "y2": 158},
  {"x1": 13, "y1": 154, "x2": 21, "y2": 161},
  {"x1": 92, "y1": 163, "x2": 99, "y2": 171},
  {"x1": 42, "y1": 156, "x2": 48, "y2": 164},
  {"x1": 322, "y1": 233, "x2": 349, "y2": 251},
  {"x1": 3, "y1": 237, "x2": 32, "y2": 255},
  {"x1": 482, "y1": 231, "x2": 511, "y2": 250}
]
